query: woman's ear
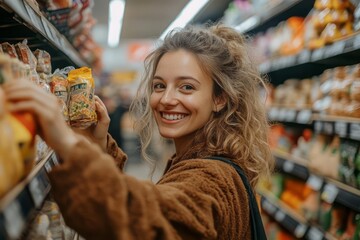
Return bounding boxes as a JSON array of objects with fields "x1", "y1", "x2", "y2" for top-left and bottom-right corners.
[{"x1": 213, "y1": 94, "x2": 227, "y2": 112}]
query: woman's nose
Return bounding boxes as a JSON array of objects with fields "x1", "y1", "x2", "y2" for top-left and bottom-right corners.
[{"x1": 160, "y1": 88, "x2": 177, "y2": 106}]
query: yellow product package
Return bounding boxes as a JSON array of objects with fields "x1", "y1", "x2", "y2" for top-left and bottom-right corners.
[
  {"x1": 0, "y1": 89, "x2": 24, "y2": 197},
  {"x1": 68, "y1": 67, "x2": 97, "y2": 129}
]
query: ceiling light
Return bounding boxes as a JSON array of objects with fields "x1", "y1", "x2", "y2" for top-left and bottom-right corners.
[
  {"x1": 108, "y1": 0, "x2": 126, "y2": 47},
  {"x1": 159, "y1": 0, "x2": 210, "y2": 40}
]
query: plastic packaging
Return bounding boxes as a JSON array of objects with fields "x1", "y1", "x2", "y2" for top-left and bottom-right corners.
[{"x1": 67, "y1": 66, "x2": 97, "y2": 128}]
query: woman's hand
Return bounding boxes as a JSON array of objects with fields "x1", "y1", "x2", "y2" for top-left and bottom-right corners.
[
  {"x1": 3, "y1": 80, "x2": 79, "y2": 159},
  {"x1": 73, "y1": 95, "x2": 110, "y2": 151}
]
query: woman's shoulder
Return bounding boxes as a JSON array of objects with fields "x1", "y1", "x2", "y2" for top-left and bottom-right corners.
[{"x1": 159, "y1": 157, "x2": 247, "y2": 191}]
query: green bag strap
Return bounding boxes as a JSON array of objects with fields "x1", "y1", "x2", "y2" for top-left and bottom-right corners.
[{"x1": 207, "y1": 156, "x2": 267, "y2": 240}]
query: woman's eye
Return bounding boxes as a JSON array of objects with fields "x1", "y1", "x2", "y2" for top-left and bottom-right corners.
[
  {"x1": 153, "y1": 83, "x2": 165, "y2": 90},
  {"x1": 181, "y1": 84, "x2": 194, "y2": 91}
]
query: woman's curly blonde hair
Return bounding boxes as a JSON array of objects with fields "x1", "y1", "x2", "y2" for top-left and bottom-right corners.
[{"x1": 130, "y1": 23, "x2": 274, "y2": 187}]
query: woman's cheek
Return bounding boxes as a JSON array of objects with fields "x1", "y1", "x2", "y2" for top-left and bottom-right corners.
[
  {"x1": 149, "y1": 93, "x2": 158, "y2": 110},
  {"x1": 0, "y1": 88, "x2": 4, "y2": 117}
]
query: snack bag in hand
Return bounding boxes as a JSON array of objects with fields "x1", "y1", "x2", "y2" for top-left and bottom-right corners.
[{"x1": 68, "y1": 67, "x2": 97, "y2": 129}]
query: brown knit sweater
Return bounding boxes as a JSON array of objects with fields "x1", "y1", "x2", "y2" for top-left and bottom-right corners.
[{"x1": 48, "y1": 135, "x2": 251, "y2": 240}]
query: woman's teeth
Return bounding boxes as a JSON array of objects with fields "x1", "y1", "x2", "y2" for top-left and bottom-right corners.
[{"x1": 162, "y1": 113, "x2": 186, "y2": 120}]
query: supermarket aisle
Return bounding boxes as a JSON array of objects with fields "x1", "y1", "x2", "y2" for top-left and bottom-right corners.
[{"x1": 125, "y1": 160, "x2": 167, "y2": 182}]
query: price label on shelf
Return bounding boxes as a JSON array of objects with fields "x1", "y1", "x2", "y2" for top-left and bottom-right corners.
[
  {"x1": 268, "y1": 107, "x2": 279, "y2": 121},
  {"x1": 307, "y1": 227, "x2": 324, "y2": 240},
  {"x1": 296, "y1": 109, "x2": 312, "y2": 124},
  {"x1": 274, "y1": 210, "x2": 286, "y2": 222},
  {"x1": 284, "y1": 109, "x2": 296, "y2": 122},
  {"x1": 311, "y1": 48, "x2": 325, "y2": 61},
  {"x1": 262, "y1": 199, "x2": 277, "y2": 215},
  {"x1": 283, "y1": 160, "x2": 295, "y2": 173},
  {"x1": 323, "y1": 122, "x2": 333, "y2": 135},
  {"x1": 29, "y1": 176, "x2": 45, "y2": 208},
  {"x1": 298, "y1": 50, "x2": 311, "y2": 64},
  {"x1": 353, "y1": 34, "x2": 360, "y2": 49},
  {"x1": 294, "y1": 224, "x2": 307, "y2": 238},
  {"x1": 334, "y1": 121, "x2": 348, "y2": 137},
  {"x1": 3, "y1": 200, "x2": 25, "y2": 239},
  {"x1": 278, "y1": 108, "x2": 287, "y2": 121},
  {"x1": 285, "y1": 56, "x2": 296, "y2": 66},
  {"x1": 306, "y1": 174, "x2": 323, "y2": 191},
  {"x1": 324, "y1": 41, "x2": 345, "y2": 58},
  {"x1": 259, "y1": 61, "x2": 271, "y2": 73},
  {"x1": 52, "y1": 154, "x2": 59, "y2": 165},
  {"x1": 314, "y1": 121, "x2": 323, "y2": 133},
  {"x1": 321, "y1": 183, "x2": 339, "y2": 203},
  {"x1": 44, "y1": 160, "x2": 52, "y2": 173},
  {"x1": 350, "y1": 123, "x2": 360, "y2": 140}
]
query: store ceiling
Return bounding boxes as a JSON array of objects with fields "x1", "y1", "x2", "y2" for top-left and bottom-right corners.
[{"x1": 92, "y1": 0, "x2": 233, "y2": 41}]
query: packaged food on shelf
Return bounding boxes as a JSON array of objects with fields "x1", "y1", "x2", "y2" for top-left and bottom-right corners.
[
  {"x1": 25, "y1": 199, "x2": 77, "y2": 240},
  {"x1": 1, "y1": 42, "x2": 18, "y2": 59},
  {"x1": 34, "y1": 49, "x2": 52, "y2": 74},
  {"x1": 14, "y1": 40, "x2": 37, "y2": 70},
  {"x1": 309, "y1": 0, "x2": 355, "y2": 49},
  {"x1": 309, "y1": 135, "x2": 340, "y2": 179},
  {"x1": 25, "y1": 213, "x2": 52, "y2": 240},
  {"x1": 16, "y1": 41, "x2": 40, "y2": 84},
  {"x1": 49, "y1": 67, "x2": 73, "y2": 122},
  {"x1": 67, "y1": 66, "x2": 96, "y2": 128},
  {"x1": 339, "y1": 139, "x2": 359, "y2": 188},
  {"x1": 350, "y1": 64, "x2": 360, "y2": 102}
]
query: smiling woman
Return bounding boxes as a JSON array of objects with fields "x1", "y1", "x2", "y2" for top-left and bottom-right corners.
[{"x1": 3, "y1": 23, "x2": 273, "y2": 240}]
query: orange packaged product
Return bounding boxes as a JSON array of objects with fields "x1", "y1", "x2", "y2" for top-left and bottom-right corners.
[
  {"x1": 34, "y1": 49, "x2": 52, "y2": 74},
  {"x1": 14, "y1": 40, "x2": 40, "y2": 84},
  {"x1": 315, "y1": 0, "x2": 333, "y2": 10},
  {"x1": 49, "y1": 70, "x2": 69, "y2": 122},
  {"x1": 1, "y1": 42, "x2": 18, "y2": 59},
  {"x1": 350, "y1": 64, "x2": 360, "y2": 101},
  {"x1": 321, "y1": 23, "x2": 343, "y2": 43},
  {"x1": 67, "y1": 67, "x2": 97, "y2": 128},
  {"x1": 0, "y1": 88, "x2": 25, "y2": 197},
  {"x1": 0, "y1": 54, "x2": 37, "y2": 176}
]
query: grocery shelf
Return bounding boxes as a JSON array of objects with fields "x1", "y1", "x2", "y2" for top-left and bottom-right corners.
[
  {"x1": 0, "y1": 0, "x2": 88, "y2": 69},
  {"x1": 267, "y1": 106, "x2": 312, "y2": 124},
  {"x1": 273, "y1": 150, "x2": 310, "y2": 181},
  {"x1": 306, "y1": 226, "x2": 337, "y2": 240},
  {"x1": 322, "y1": 178, "x2": 360, "y2": 213},
  {"x1": 313, "y1": 114, "x2": 360, "y2": 140},
  {"x1": 0, "y1": 151, "x2": 57, "y2": 240},
  {"x1": 261, "y1": 32, "x2": 360, "y2": 84},
  {"x1": 259, "y1": 189, "x2": 308, "y2": 239},
  {"x1": 233, "y1": 0, "x2": 313, "y2": 34},
  {"x1": 273, "y1": 149, "x2": 360, "y2": 213}
]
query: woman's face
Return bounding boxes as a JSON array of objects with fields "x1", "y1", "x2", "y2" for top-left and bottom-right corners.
[{"x1": 150, "y1": 49, "x2": 217, "y2": 151}]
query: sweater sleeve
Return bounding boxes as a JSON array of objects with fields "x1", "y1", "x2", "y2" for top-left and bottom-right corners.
[
  {"x1": 48, "y1": 138, "x2": 250, "y2": 240},
  {"x1": 106, "y1": 133, "x2": 127, "y2": 171}
]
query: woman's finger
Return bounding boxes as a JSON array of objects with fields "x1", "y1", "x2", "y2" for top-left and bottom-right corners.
[
  {"x1": 95, "y1": 101, "x2": 110, "y2": 124},
  {"x1": 94, "y1": 95, "x2": 107, "y2": 110}
]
